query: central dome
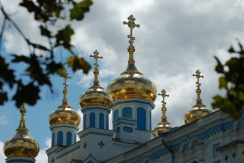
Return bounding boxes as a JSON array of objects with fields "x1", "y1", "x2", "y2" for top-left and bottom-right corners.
[
  {"x1": 107, "y1": 15, "x2": 156, "y2": 102},
  {"x1": 107, "y1": 62, "x2": 157, "y2": 102}
]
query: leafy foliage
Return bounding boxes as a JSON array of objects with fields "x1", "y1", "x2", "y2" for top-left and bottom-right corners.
[
  {"x1": 212, "y1": 41, "x2": 244, "y2": 120},
  {"x1": 0, "y1": 0, "x2": 93, "y2": 107}
]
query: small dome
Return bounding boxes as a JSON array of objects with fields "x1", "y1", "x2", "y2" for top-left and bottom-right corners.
[
  {"x1": 80, "y1": 50, "x2": 112, "y2": 108},
  {"x1": 49, "y1": 72, "x2": 80, "y2": 127},
  {"x1": 184, "y1": 70, "x2": 211, "y2": 124},
  {"x1": 4, "y1": 105, "x2": 39, "y2": 159},
  {"x1": 185, "y1": 105, "x2": 211, "y2": 124},
  {"x1": 80, "y1": 87, "x2": 112, "y2": 108},
  {"x1": 49, "y1": 105, "x2": 80, "y2": 126},
  {"x1": 152, "y1": 121, "x2": 172, "y2": 137},
  {"x1": 107, "y1": 63, "x2": 157, "y2": 102}
]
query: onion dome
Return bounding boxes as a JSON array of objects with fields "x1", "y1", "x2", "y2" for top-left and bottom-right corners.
[
  {"x1": 107, "y1": 15, "x2": 157, "y2": 102},
  {"x1": 49, "y1": 72, "x2": 80, "y2": 126},
  {"x1": 4, "y1": 104, "x2": 39, "y2": 159},
  {"x1": 153, "y1": 89, "x2": 172, "y2": 137},
  {"x1": 185, "y1": 70, "x2": 211, "y2": 124},
  {"x1": 80, "y1": 50, "x2": 112, "y2": 108}
]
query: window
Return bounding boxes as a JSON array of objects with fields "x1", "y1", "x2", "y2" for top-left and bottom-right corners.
[
  {"x1": 149, "y1": 111, "x2": 151, "y2": 131},
  {"x1": 113, "y1": 110, "x2": 118, "y2": 121},
  {"x1": 106, "y1": 114, "x2": 109, "y2": 129},
  {"x1": 99, "y1": 113, "x2": 104, "y2": 129},
  {"x1": 66, "y1": 131, "x2": 72, "y2": 145},
  {"x1": 51, "y1": 132, "x2": 55, "y2": 147},
  {"x1": 57, "y1": 131, "x2": 63, "y2": 146},
  {"x1": 122, "y1": 107, "x2": 132, "y2": 119},
  {"x1": 137, "y1": 107, "x2": 146, "y2": 130},
  {"x1": 84, "y1": 114, "x2": 87, "y2": 129},
  {"x1": 90, "y1": 112, "x2": 95, "y2": 128}
]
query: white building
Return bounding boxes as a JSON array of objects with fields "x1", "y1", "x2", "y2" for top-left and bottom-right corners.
[{"x1": 4, "y1": 15, "x2": 244, "y2": 163}]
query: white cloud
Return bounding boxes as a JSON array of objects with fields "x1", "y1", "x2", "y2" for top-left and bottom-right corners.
[
  {"x1": 0, "y1": 116, "x2": 8, "y2": 125},
  {"x1": 0, "y1": 141, "x2": 6, "y2": 162}
]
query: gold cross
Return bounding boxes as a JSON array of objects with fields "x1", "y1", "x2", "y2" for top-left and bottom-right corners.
[
  {"x1": 158, "y1": 89, "x2": 169, "y2": 106},
  {"x1": 193, "y1": 69, "x2": 203, "y2": 85},
  {"x1": 60, "y1": 71, "x2": 71, "y2": 107},
  {"x1": 123, "y1": 15, "x2": 140, "y2": 47},
  {"x1": 90, "y1": 50, "x2": 103, "y2": 67}
]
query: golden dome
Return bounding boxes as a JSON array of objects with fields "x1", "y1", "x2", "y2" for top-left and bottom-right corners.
[
  {"x1": 152, "y1": 89, "x2": 172, "y2": 137},
  {"x1": 184, "y1": 70, "x2": 211, "y2": 124},
  {"x1": 49, "y1": 72, "x2": 80, "y2": 126},
  {"x1": 80, "y1": 50, "x2": 112, "y2": 108},
  {"x1": 107, "y1": 15, "x2": 157, "y2": 102},
  {"x1": 4, "y1": 104, "x2": 39, "y2": 159}
]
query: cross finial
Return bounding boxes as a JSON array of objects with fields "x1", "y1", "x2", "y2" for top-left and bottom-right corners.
[
  {"x1": 158, "y1": 89, "x2": 170, "y2": 123},
  {"x1": 158, "y1": 89, "x2": 169, "y2": 107},
  {"x1": 192, "y1": 69, "x2": 205, "y2": 109},
  {"x1": 123, "y1": 15, "x2": 140, "y2": 64},
  {"x1": 18, "y1": 104, "x2": 27, "y2": 129},
  {"x1": 90, "y1": 50, "x2": 103, "y2": 89},
  {"x1": 60, "y1": 71, "x2": 71, "y2": 108}
]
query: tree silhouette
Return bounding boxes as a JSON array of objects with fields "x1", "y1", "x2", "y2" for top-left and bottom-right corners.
[
  {"x1": 212, "y1": 40, "x2": 244, "y2": 120},
  {"x1": 0, "y1": 0, "x2": 93, "y2": 107}
]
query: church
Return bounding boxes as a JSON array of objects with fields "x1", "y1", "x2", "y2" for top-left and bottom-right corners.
[{"x1": 3, "y1": 15, "x2": 244, "y2": 163}]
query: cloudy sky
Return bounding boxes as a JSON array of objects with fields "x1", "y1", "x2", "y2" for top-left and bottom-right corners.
[{"x1": 1, "y1": 0, "x2": 244, "y2": 162}]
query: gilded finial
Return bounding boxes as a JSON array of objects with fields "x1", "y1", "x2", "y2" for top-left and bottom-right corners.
[
  {"x1": 18, "y1": 104, "x2": 27, "y2": 130},
  {"x1": 192, "y1": 69, "x2": 206, "y2": 109},
  {"x1": 90, "y1": 50, "x2": 103, "y2": 89},
  {"x1": 123, "y1": 15, "x2": 140, "y2": 64},
  {"x1": 60, "y1": 71, "x2": 71, "y2": 108},
  {"x1": 158, "y1": 89, "x2": 169, "y2": 124}
]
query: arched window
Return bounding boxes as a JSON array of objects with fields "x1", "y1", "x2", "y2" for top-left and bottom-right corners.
[
  {"x1": 137, "y1": 107, "x2": 146, "y2": 130},
  {"x1": 66, "y1": 131, "x2": 72, "y2": 145},
  {"x1": 149, "y1": 111, "x2": 152, "y2": 131},
  {"x1": 113, "y1": 110, "x2": 118, "y2": 121},
  {"x1": 122, "y1": 107, "x2": 132, "y2": 119},
  {"x1": 90, "y1": 112, "x2": 95, "y2": 128},
  {"x1": 51, "y1": 132, "x2": 55, "y2": 147},
  {"x1": 99, "y1": 113, "x2": 104, "y2": 129},
  {"x1": 84, "y1": 114, "x2": 87, "y2": 129},
  {"x1": 106, "y1": 114, "x2": 109, "y2": 129},
  {"x1": 57, "y1": 131, "x2": 63, "y2": 146}
]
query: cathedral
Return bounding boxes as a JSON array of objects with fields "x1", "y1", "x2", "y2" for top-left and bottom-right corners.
[{"x1": 3, "y1": 15, "x2": 244, "y2": 163}]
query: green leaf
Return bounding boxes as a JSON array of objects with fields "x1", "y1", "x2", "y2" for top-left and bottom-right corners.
[
  {"x1": 0, "y1": 92, "x2": 8, "y2": 105},
  {"x1": 39, "y1": 25, "x2": 51, "y2": 37},
  {"x1": 70, "y1": 0, "x2": 93, "y2": 20},
  {"x1": 46, "y1": 61, "x2": 65, "y2": 75},
  {"x1": 67, "y1": 55, "x2": 91, "y2": 74},
  {"x1": 228, "y1": 45, "x2": 235, "y2": 53},
  {"x1": 214, "y1": 56, "x2": 224, "y2": 73},
  {"x1": 55, "y1": 25, "x2": 74, "y2": 49},
  {"x1": 13, "y1": 82, "x2": 40, "y2": 107},
  {"x1": 0, "y1": 56, "x2": 15, "y2": 88},
  {"x1": 219, "y1": 76, "x2": 227, "y2": 89}
]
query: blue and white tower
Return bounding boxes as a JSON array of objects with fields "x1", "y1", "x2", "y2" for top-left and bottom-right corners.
[
  {"x1": 107, "y1": 15, "x2": 157, "y2": 144},
  {"x1": 49, "y1": 73, "x2": 80, "y2": 148},
  {"x1": 80, "y1": 50, "x2": 112, "y2": 130}
]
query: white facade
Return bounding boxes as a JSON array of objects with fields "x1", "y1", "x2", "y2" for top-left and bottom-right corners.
[{"x1": 46, "y1": 101, "x2": 244, "y2": 163}]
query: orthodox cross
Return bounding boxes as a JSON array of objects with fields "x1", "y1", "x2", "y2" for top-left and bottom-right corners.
[
  {"x1": 60, "y1": 71, "x2": 71, "y2": 107},
  {"x1": 192, "y1": 69, "x2": 205, "y2": 108},
  {"x1": 18, "y1": 104, "x2": 27, "y2": 129},
  {"x1": 90, "y1": 50, "x2": 103, "y2": 88},
  {"x1": 123, "y1": 15, "x2": 140, "y2": 64},
  {"x1": 158, "y1": 89, "x2": 169, "y2": 123}
]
